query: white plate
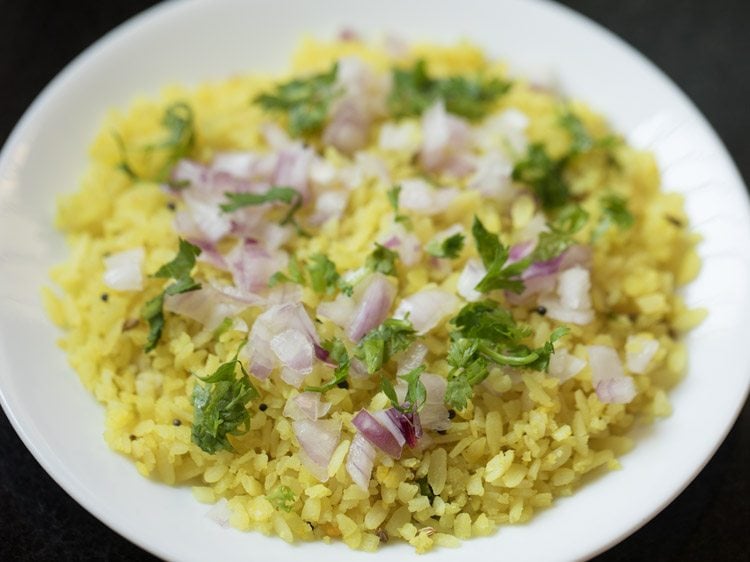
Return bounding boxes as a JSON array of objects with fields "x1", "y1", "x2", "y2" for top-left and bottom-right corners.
[{"x1": 1, "y1": 0, "x2": 749, "y2": 560}]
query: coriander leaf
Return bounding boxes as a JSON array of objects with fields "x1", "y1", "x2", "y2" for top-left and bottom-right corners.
[
  {"x1": 528, "y1": 204, "x2": 589, "y2": 263},
  {"x1": 559, "y1": 110, "x2": 594, "y2": 155},
  {"x1": 306, "y1": 253, "x2": 341, "y2": 295},
  {"x1": 269, "y1": 254, "x2": 306, "y2": 288},
  {"x1": 452, "y1": 300, "x2": 532, "y2": 342},
  {"x1": 153, "y1": 238, "x2": 202, "y2": 281},
  {"x1": 471, "y1": 216, "x2": 506, "y2": 268},
  {"x1": 111, "y1": 131, "x2": 140, "y2": 180},
  {"x1": 220, "y1": 186, "x2": 300, "y2": 213},
  {"x1": 551, "y1": 203, "x2": 589, "y2": 236},
  {"x1": 142, "y1": 239, "x2": 202, "y2": 351},
  {"x1": 354, "y1": 318, "x2": 416, "y2": 374},
  {"x1": 388, "y1": 60, "x2": 510, "y2": 120},
  {"x1": 416, "y1": 476, "x2": 436, "y2": 504},
  {"x1": 142, "y1": 293, "x2": 165, "y2": 353},
  {"x1": 152, "y1": 102, "x2": 196, "y2": 182},
  {"x1": 471, "y1": 217, "x2": 526, "y2": 293},
  {"x1": 444, "y1": 338, "x2": 489, "y2": 410},
  {"x1": 254, "y1": 63, "x2": 340, "y2": 137},
  {"x1": 212, "y1": 317, "x2": 233, "y2": 340},
  {"x1": 592, "y1": 194, "x2": 634, "y2": 241},
  {"x1": 305, "y1": 339, "x2": 350, "y2": 393},
  {"x1": 366, "y1": 243, "x2": 399, "y2": 276},
  {"x1": 525, "y1": 326, "x2": 570, "y2": 372},
  {"x1": 387, "y1": 185, "x2": 411, "y2": 226},
  {"x1": 191, "y1": 351, "x2": 259, "y2": 454},
  {"x1": 512, "y1": 144, "x2": 570, "y2": 210},
  {"x1": 267, "y1": 485, "x2": 296, "y2": 512},
  {"x1": 380, "y1": 376, "x2": 399, "y2": 407},
  {"x1": 399, "y1": 364, "x2": 427, "y2": 413},
  {"x1": 425, "y1": 233, "x2": 465, "y2": 259}
]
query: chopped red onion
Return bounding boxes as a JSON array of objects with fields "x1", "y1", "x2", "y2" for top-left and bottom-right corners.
[
  {"x1": 245, "y1": 303, "x2": 320, "y2": 380},
  {"x1": 283, "y1": 392, "x2": 332, "y2": 421},
  {"x1": 211, "y1": 152, "x2": 260, "y2": 178},
  {"x1": 538, "y1": 266, "x2": 594, "y2": 325},
  {"x1": 226, "y1": 239, "x2": 287, "y2": 294},
  {"x1": 293, "y1": 418, "x2": 341, "y2": 481},
  {"x1": 385, "y1": 408, "x2": 422, "y2": 448},
  {"x1": 271, "y1": 145, "x2": 314, "y2": 201},
  {"x1": 102, "y1": 248, "x2": 144, "y2": 291},
  {"x1": 205, "y1": 498, "x2": 231, "y2": 529},
  {"x1": 396, "y1": 342, "x2": 428, "y2": 376},
  {"x1": 419, "y1": 101, "x2": 475, "y2": 177},
  {"x1": 395, "y1": 372, "x2": 451, "y2": 431},
  {"x1": 346, "y1": 273, "x2": 397, "y2": 341},
  {"x1": 309, "y1": 190, "x2": 348, "y2": 226},
  {"x1": 346, "y1": 432, "x2": 377, "y2": 490},
  {"x1": 472, "y1": 108, "x2": 529, "y2": 155},
  {"x1": 508, "y1": 240, "x2": 534, "y2": 263},
  {"x1": 378, "y1": 121, "x2": 420, "y2": 154},
  {"x1": 626, "y1": 336, "x2": 660, "y2": 374},
  {"x1": 261, "y1": 122, "x2": 292, "y2": 151},
  {"x1": 271, "y1": 329, "x2": 314, "y2": 386},
  {"x1": 399, "y1": 178, "x2": 459, "y2": 215},
  {"x1": 468, "y1": 150, "x2": 514, "y2": 202},
  {"x1": 587, "y1": 345, "x2": 637, "y2": 404},
  {"x1": 163, "y1": 285, "x2": 252, "y2": 332},
  {"x1": 352, "y1": 409, "x2": 404, "y2": 458},
  {"x1": 394, "y1": 289, "x2": 459, "y2": 335},
  {"x1": 379, "y1": 223, "x2": 422, "y2": 266},
  {"x1": 457, "y1": 258, "x2": 486, "y2": 302},
  {"x1": 548, "y1": 348, "x2": 586, "y2": 382}
]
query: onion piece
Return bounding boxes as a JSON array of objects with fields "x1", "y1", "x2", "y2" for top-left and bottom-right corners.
[
  {"x1": 346, "y1": 433, "x2": 377, "y2": 490},
  {"x1": 346, "y1": 273, "x2": 397, "y2": 341},
  {"x1": 625, "y1": 336, "x2": 660, "y2": 374},
  {"x1": 587, "y1": 345, "x2": 637, "y2": 404},
  {"x1": 163, "y1": 285, "x2": 252, "y2": 332},
  {"x1": 539, "y1": 266, "x2": 594, "y2": 325},
  {"x1": 352, "y1": 409, "x2": 404, "y2": 458},
  {"x1": 102, "y1": 248, "x2": 144, "y2": 291},
  {"x1": 548, "y1": 348, "x2": 587, "y2": 382},
  {"x1": 419, "y1": 101, "x2": 475, "y2": 177},
  {"x1": 385, "y1": 408, "x2": 422, "y2": 448},
  {"x1": 395, "y1": 372, "x2": 451, "y2": 431},
  {"x1": 378, "y1": 121, "x2": 421, "y2": 154},
  {"x1": 472, "y1": 108, "x2": 529, "y2": 156},
  {"x1": 270, "y1": 329, "x2": 314, "y2": 387},
  {"x1": 205, "y1": 498, "x2": 231, "y2": 529},
  {"x1": 396, "y1": 342, "x2": 429, "y2": 376},
  {"x1": 309, "y1": 190, "x2": 349, "y2": 226},
  {"x1": 393, "y1": 289, "x2": 459, "y2": 335},
  {"x1": 244, "y1": 303, "x2": 320, "y2": 380},
  {"x1": 468, "y1": 150, "x2": 514, "y2": 202},
  {"x1": 293, "y1": 419, "x2": 341, "y2": 482},
  {"x1": 399, "y1": 178, "x2": 459, "y2": 216},
  {"x1": 457, "y1": 258, "x2": 486, "y2": 302},
  {"x1": 226, "y1": 239, "x2": 287, "y2": 295},
  {"x1": 379, "y1": 223, "x2": 422, "y2": 266},
  {"x1": 283, "y1": 392, "x2": 332, "y2": 421}
]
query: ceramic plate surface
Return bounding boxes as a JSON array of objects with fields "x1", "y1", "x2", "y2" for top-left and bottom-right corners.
[{"x1": 1, "y1": 1, "x2": 748, "y2": 560}]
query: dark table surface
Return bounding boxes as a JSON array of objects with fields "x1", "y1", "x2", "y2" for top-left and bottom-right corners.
[{"x1": 1, "y1": 1, "x2": 748, "y2": 560}]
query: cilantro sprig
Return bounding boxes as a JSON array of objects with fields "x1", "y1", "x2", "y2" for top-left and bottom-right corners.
[
  {"x1": 381, "y1": 364, "x2": 427, "y2": 414},
  {"x1": 354, "y1": 318, "x2": 416, "y2": 374},
  {"x1": 254, "y1": 63, "x2": 341, "y2": 137},
  {"x1": 387, "y1": 185, "x2": 411, "y2": 227},
  {"x1": 270, "y1": 253, "x2": 352, "y2": 296},
  {"x1": 388, "y1": 60, "x2": 511, "y2": 120},
  {"x1": 191, "y1": 346, "x2": 259, "y2": 454},
  {"x1": 425, "y1": 232, "x2": 465, "y2": 259},
  {"x1": 267, "y1": 485, "x2": 296, "y2": 512},
  {"x1": 114, "y1": 102, "x2": 196, "y2": 182},
  {"x1": 591, "y1": 194, "x2": 634, "y2": 241},
  {"x1": 142, "y1": 239, "x2": 202, "y2": 352},
  {"x1": 444, "y1": 300, "x2": 569, "y2": 410},
  {"x1": 366, "y1": 243, "x2": 399, "y2": 276},
  {"x1": 471, "y1": 216, "x2": 527, "y2": 293},
  {"x1": 305, "y1": 339, "x2": 351, "y2": 393}
]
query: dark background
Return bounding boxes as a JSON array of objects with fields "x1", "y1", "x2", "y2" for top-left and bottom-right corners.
[{"x1": 0, "y1": 1, "x2": 747, "y2": 560}]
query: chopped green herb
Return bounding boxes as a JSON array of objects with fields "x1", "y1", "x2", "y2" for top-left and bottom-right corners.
[
  {"x1": 387, "y1": 185, "x2": 411, "y2": 227},
  {"x1": 112, "y1": 131, "x2": 140, "y2": 180},
  {"x1": 512, "y1": 144, "x2": 569, "y2": 210},
  {"x1": 306, "y1": 253, "x2": 345, "y2": 296},
  {"x1": 267, "y1": 485, "x2": 296, "y2": 512},
  {"x1": 592, "y1": 194, "x2": 635, "y2": 241},
  {"x1": 559, "y1": 110, "x2": 594, "y2": 155},
  {"x1": 254, "y1": 63, "x2": 341, "y2": 137},
  {"x1": 305, "y1": 339, "x2": 351, "y2": 393},
  {"x1": 152, "y1": 102, "x2": 196, "y2": 181},
  {"x1": 143, "y1": 239, "x2": 202, "y2": 351},
  {"x1": 354, "y1": 318, "x2": 416, "y2": 374},
  {"x1": 416, "y1": 476, "x2": 436, "y2": 503},
  {"x1": 388, "y1": 60, "x2": 511, "y2": 120},
  {"x1": 269, "y1": 254, "x2": 305, "y2": 287},
  {"x1": 220, "y1": 186, "x2": 300, "y2": 213},
  {"x1": 212, "y1": 317, "x2": 233, "y2": 340},
  {"x1": 381, "y1": 364, "x2": 427, "y2": 414},
  {"x1": 471, "y1": 216, "x2": 527, "y2": 293},
  {"x1": 191, "y1": 347, "x2": 259, "y2": 454},
  {"x1": 366, "y1": 243, "x2": 399, "y2": 276},
  {"x1": 425, "y1": 232, "x2": 465, "y2": 259},
  {"x1": 444, "y1": 301, "x2": 569, "y2": 410}
]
